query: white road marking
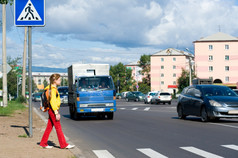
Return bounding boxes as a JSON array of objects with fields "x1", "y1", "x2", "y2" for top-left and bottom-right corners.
[
  {"x1": 120, "y1": 108, "x2": 126, "y2": 110},
  {"x1": 137, "y1": 148, "x2": 168, "y2": 158},
  {"x1": 93, "y1": 150, "x2": 115, "y2": 158},
  {"x1": 222, "y1": 144, "x2": 238, "y2": 151},
  {"x1": 180, "y1": 147, "x2": 224, "y2": 158},
  {"x1": 209, "y1": 123, "x2": 238, "y2": 129},
  {"x1": 132, "y1": 107, "x2": 138, "y2": 110},
  {"x1": 144, "y1": 107, "x2": 150, "y2": 111}
]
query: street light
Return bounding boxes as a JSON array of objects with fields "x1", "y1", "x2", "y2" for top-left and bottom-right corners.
[{"x1": 185, "y1": 48, "x2": 194, "y2": 86}]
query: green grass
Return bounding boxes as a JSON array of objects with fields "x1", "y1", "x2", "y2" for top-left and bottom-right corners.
[
  {"x1": 18, "y1": 134, "x2": 28, "y2": 138},
  {"x1": 0, "y1": 100, "x2": 26, "y2": 116}
]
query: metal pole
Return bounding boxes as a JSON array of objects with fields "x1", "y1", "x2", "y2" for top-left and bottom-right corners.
[
  {"x1": 22, "y1": 27, "x2": 27, "y2": 97},
  {"x1": 2, "y1": 4, "x2": 7, "y2": 107},
  {"x1": 28, "y1": 26, "x2": 33, "y2": 137},
  {"x1": 189, "y1": 57, "x2": 192, "y2": 86}
]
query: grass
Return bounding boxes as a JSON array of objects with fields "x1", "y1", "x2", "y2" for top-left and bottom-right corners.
[
  {"x1": 18, "y1": 134, "x2": 28, "y2": 138},
  {"x1": 0, "y1": 100, "x2": 26, "y2": 116}
]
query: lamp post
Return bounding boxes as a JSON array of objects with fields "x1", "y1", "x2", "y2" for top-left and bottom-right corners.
[{"x1": 185, "y1": 48, "x2": 194, "y2": 86}]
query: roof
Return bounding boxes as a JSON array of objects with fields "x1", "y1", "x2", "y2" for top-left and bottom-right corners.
[
  {"x1": 152, "y1": 48, "x2": 194, "y2": 57},
  {"x1": 194, "y1": 32, "x2": 238, "y2": 42},
  {"x1": 125, "y1": 61, "x2": 139, "y2": 66}
]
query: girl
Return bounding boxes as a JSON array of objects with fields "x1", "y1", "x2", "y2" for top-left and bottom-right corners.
[{"x1": 40, "y1": 73, "x2": 74, "y2": 149}]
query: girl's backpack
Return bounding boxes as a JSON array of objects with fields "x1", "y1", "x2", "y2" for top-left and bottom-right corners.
[{"x1": 40, "y1": 89, "x2": 50, "y2": 112}]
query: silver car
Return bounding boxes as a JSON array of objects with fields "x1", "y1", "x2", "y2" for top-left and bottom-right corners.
[{"x1": 144, "y1": 92, "x2": 158, "y2": 104}]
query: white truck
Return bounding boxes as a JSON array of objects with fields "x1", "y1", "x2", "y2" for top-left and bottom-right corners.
[{"x1": 68, "y1": 64, "x2": 116, "y2": 120}]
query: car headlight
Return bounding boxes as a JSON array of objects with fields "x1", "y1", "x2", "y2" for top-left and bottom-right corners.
[{"x1": 209, "y1": 100, "x2": 222, "y2": 107}]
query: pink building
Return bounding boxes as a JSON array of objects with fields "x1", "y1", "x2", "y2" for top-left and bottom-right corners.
[
  {"x1": 151, "y1": 48, "x2": 194, "y2": 93},
  {"x1": 194, "y1": 32, "x2": 238, "y2": 88},
  {"x1": 125, "y1": 62, "x2": 143, "y2": 82}
]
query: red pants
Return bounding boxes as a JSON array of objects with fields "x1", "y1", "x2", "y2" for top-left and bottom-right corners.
[{"x1": 40, "y1": 109, "x2": 68, "y2": 148}]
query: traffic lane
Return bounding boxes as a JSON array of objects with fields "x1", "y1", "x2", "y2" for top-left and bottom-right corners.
[{"x1": 58, "y1": 102, "x2": 238, "y2": 158}]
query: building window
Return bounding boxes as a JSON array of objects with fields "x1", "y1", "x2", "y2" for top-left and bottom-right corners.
[
  {"x1": 209, "y1": 66, "x2": 213, "y2": 72},
  {"x1": 173, "y1": 65, "x2": 176, "y2": 69},
  {"x1": 225, "y1": 76, "x2": 229, "y2": 82},
  {"x1": 161, "y1": 66, "x2": 164, "y2": 69},
  {"x1": 161, "y1": 73, "x2": 164, "y2": 77},
  {"x1": 161, "y1": 81, "x2": 164, "y2": 85},
  {"x1": 208, "y1": 55, "x2": 213, "y2": 61},
  {"x1": 225, "y1": 66, "x2": 229, "y2": 71},
  {"x1": 173, "y1": 57, "x2": 176, "y2": 61},
  {"x1": 173, "y1": 81, "x2": 176, "y2": 85},
  {"x1": 173, "y1": 73, "x2": 176, "y2": 77},
  {"x1": 161, "y1": 58, "x2": 164, "y2": 62},
  {"x1": 225, "y1": 44, "x2": 229, "y2": 50},
  {"x1": 209, "y1": 45, "x2": 213, "y2": 50},
  {"x1": 225, "y1": 55, "x2": 229, "y2": 60},
  {"x1": 38, "y1": 79, "x2": 41, "y2": 85}
]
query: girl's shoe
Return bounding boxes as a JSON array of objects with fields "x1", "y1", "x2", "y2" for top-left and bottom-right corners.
[
  {"x1": 65, "y1": 144, "x2": 75, "y2": 149},
  {"x1": 42, "y1": 145, "x2": 53, "y2": 149}
]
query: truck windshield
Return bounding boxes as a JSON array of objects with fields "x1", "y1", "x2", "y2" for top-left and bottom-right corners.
[{"x1": 78, "y1": 76, "x2": 114, "y2": 92}]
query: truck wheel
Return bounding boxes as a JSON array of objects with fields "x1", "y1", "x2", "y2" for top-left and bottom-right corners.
[{"x1": 107, "y1": 112, "x2": 114, "y2": 120}]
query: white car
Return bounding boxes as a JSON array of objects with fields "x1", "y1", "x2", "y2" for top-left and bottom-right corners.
[
  {"x1": 144, "y1": 92, "x2": 158, "y2": 104},
  {"x1": 151, "y1": 92, "x2": 172, "y2": 105}
]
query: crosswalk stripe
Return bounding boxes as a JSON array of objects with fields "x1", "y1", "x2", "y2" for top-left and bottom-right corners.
[
  {"x1": 93, "y1": 150, "x2": 115, "y2": 158},
  {"x1": 120, "y1": 108, "x2": 126, "y2": 110},
  {"x1": 222, "y1": 144, "x2": 238, "y2": 151},
  {"x1": 144, "y1": 107, "x2": 150, "y2": 111},
  {"x1": 137, "y1": 148, "x2": 168, "y2": 158},
  {"x1": 132, "y1": 107, "x2": 138, "y2": 110},
  {"x1": 180, "y1": 147, "x2": 224, "y2": 158}
]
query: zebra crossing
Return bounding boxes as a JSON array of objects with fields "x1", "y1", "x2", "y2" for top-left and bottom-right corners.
[
  {"x1": 119, "y1": 106, "x2": 176, "y2": 112},
  {"x1": 93, "y1": 144, "x2": 238, "y2": 158}
]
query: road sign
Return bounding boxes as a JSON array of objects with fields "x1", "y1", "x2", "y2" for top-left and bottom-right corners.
[
  {"x1": 0, "y1": 64, "x2": 12, "y2": 78},
  {"x1": 14, "y1": 0, "x2": 45, "y2": 26}
]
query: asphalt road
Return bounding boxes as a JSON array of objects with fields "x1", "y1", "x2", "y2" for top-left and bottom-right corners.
[{"x1": 34, "y1": 99, "x2": 238, "y2": 158}]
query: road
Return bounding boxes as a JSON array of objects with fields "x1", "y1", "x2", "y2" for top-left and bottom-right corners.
[{"x1": 34, "y1": 99, "x2": 238, "y2": 158}]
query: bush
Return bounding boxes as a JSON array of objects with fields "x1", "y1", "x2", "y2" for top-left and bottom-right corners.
[{"x1": 16, "y1": 95, "x2": 26, "y2": 103}]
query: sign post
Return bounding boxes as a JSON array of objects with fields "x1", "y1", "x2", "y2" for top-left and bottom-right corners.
[{"x1": 15, "y1": 0, "x2": 45, "y2": 138}]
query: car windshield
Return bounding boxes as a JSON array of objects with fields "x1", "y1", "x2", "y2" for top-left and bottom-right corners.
[
  {"x1": 134, "y1": 92, "x2": 144, "y2": 96},
  {"x1": 58, "y1": 87, "x2": 68, "y2": 95},
  {"x1": 149, "y1": 93, "x2": 157, "y2": 96},
  {"x1": 201, "y1": 86, "x2": 237, "y2": 96},
  {"x1": 78, "y1": 76, "x2": 114, "y2": 92}
]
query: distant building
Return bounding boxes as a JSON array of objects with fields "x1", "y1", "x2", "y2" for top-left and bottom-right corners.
[
  {"x1": 151, "y1": 48, "x2": 194, "y2": 93},
  {"x1": 125, "y1": 62, "x2": 144, "y2": 82},
  {"x1": 194, "y1": 32, "x2": 238, "y2": 88},
  {"x1": 32, "y1": 72, "x2": 67, "y2": 90}
]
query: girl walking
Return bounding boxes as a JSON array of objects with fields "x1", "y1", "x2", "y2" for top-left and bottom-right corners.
[{"x1": 40, "y1": 73, "x2": 75, "y2": 149}]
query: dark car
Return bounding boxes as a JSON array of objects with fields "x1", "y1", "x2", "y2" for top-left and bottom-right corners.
[
  {"x1": 233, "y1": 89, "x2": 238, "y2": 95},
  {"x1": 126, "y1": 91, "x2": 145, "y2": 102},
  {"x1": 177, "y1": 85, "x2": 238, "y2": 122},
  {"x1": 58, "y1": 86, "x2": 68, "y2": 104},
  {"x1": 32, "y1": 92, "x2": 42, "y2": 102}
]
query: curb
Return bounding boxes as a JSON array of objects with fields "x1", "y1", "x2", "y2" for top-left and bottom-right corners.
[{"x1": 33, "y1": 107, "x2": 86, "y2": 158}]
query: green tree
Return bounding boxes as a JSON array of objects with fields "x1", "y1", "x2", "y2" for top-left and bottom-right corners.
[
  {"x1": 177, "y1": 68, "x2": 196, "y2": 93},
  {"x1": 138, "y1": 54, "x2": 151, "y2": 93},
  {"x1": 0, "y1": 0, "x2": 13, "y2": 5},
  {"x1": 110, "y1": 62, "x2": 133, "y2": 93}
]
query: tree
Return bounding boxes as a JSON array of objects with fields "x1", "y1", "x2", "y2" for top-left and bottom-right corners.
[
  {"x1": 177, "y1": 68, "x2": 196, "y2": 93},
  {"x1": 138, "y1": 54, "x2": 151, "y2": 93},
  {"x1": 0, "y1": 0, "x2": 14, "y2": 5},
  {"x1": 110, "y1": 63, "x2": 133, "y2": 93}
]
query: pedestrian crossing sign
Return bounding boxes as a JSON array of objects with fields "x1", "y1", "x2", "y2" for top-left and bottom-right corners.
[{"x1": 14, "y1": 0, "x2": 45, "y2": 26}]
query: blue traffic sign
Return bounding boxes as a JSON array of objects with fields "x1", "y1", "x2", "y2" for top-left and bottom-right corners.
[{"x1": 14, "y1": 0, "x2": 45, "y2": 26}]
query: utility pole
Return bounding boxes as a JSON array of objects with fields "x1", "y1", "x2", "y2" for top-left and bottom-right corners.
[
  {"x1": 22, "y1": 27, "x2": 27, "y2": 97},
  {"x1": 2, "y1": 3, "x2": 7, "y2": 107}
]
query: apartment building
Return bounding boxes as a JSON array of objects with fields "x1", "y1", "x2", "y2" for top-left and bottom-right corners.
[
  {"x1": 125, "y1": 62, "x2": 143, "y2": 82},
  {"x1": 194, "y1": 32, "x2": 238, "y2": 88},
  {"x1": 151, "y1": 48, "x2": 194, "y2": 93}
]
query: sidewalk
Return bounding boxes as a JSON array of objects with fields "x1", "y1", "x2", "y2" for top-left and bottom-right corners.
[{"x1": 0, "y1": 106, "x2": 75, "y2": 158}]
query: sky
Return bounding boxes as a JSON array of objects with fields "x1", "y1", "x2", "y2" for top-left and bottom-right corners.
[{"x1": 1, "y1": 0, "x2": 238, "y2": 68}]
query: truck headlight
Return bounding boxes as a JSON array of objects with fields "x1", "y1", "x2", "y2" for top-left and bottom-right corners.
[
  {"x1": 105, "y1": 103, "x2": 114, "y2": 106},
  {"x1": 80, "y1": 104, "x2": 88, "y2": 107},
  {"x1": 209, "y1": 100, "x2": 222, "y2": 107}
]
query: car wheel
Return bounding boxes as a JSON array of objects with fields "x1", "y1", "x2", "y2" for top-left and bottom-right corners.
[
  {"x1": 201, "y1": 107, "x2": 209, "y2": 122},
  {"x1": 178, "y1": 105, "x2": 186, "y2": 119},
  {"x1": 168, "y1": 102, "x2": 171, "y2": 105}
]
